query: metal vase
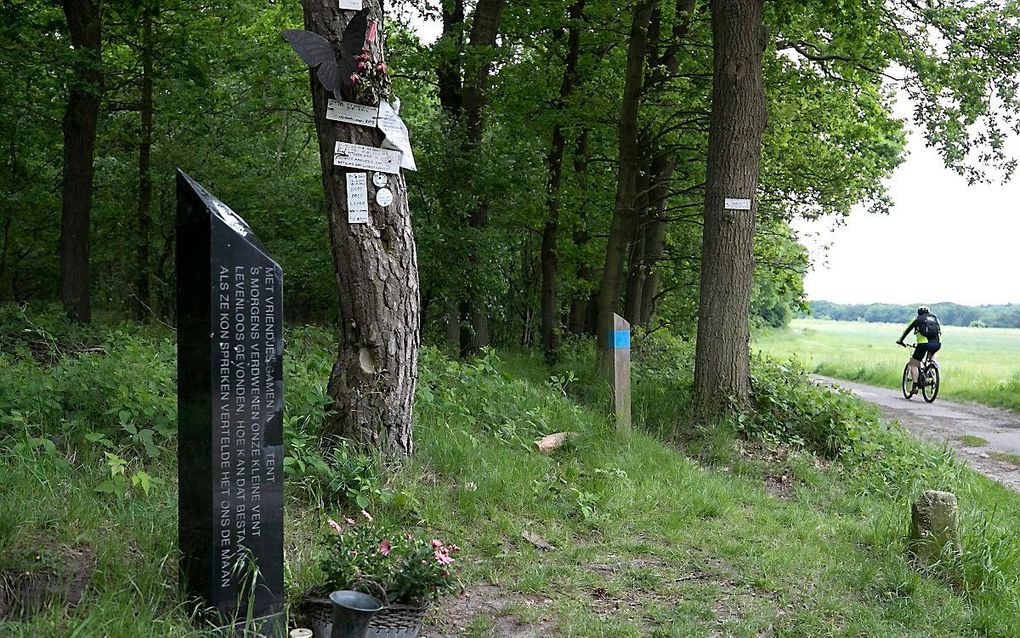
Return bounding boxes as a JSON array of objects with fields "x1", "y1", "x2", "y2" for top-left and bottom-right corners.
[{"x1": 328, "y1": 590, "x2": 383, "y2": 638}]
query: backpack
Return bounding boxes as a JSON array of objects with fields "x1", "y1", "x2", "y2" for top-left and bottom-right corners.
[{"x1": 918, "y1": 313, "x2": 941, "y2": 340}]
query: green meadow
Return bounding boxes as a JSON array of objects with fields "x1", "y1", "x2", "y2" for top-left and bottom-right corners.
[{"x1": 756, "y1": 318, "x2": 1020, "y2": 412}]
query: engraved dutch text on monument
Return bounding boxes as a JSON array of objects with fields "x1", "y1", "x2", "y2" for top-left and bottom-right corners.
[{"x1": 177, "y1": 169, "x2": 285, "y2": 634}]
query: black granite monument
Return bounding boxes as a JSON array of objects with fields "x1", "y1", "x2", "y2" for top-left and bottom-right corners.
[{"x1": 176, "y1": 169, "x2": 285, "y2": 634}]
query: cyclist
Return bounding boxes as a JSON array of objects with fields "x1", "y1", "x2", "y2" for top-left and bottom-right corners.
[{"x1": 897, "y1": 306, "x2": 941, "y2": 392}]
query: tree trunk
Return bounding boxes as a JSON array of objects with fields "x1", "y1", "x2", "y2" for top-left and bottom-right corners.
[
  {"x1": 568, "y1": 130, "x2": 593, "y2": 335},
  {"x1": 437, "y1": 0, "x2": 465, "y2": 349},
  {"x1": 459, "y1": 0, "x2": 505, "y2": 356},
  {"x1": 623, "y1": 165, "x2": 653, "y2": 324},
  {"x1": 595, "y1": 0, "x2": 656, "y2": 357},
  {"x1": 638, "y1": 154, "x2": 677, "y2": 325},
  {"x1": 135, "y1": 5, "x2": 154, "y2": 320},
  {"x1": 59, "y1": 0, "x2": 104, "y2": 324},
  {"x1": 304, "y1": 0, "x2": 421, "y2": 457},
  {"x1": 693, "y1": 0, "x2": 767, "y2": 421},
  {"x1": 540, "y1": 0, "x2": 585, "y2": 362}
]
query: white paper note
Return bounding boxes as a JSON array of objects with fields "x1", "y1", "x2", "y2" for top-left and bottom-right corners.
[
  {"x1": 377, "y1": 101, "x2": 417, "y2": 171},
  {"x1": 346, "y1": 173, "x2": 369, "y2": 224},
  {"x1": 339, "y1": 0, "x2": 362, "y2": 9},
  {"x1": 326, "y1": 99, "x2": 378, "y2": 127},
  {"x1": 724, "y1": 197, "x2": 752, "y2": 210},
  {"x1": 334, "y1": 141, "x2": 402, "y2": 174}
]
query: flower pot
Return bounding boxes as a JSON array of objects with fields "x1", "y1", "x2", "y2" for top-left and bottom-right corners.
[
  {"x1": 299, "y1": 592, "x2": 428, "y2": 638},
  {"x1": 329, "y1": 590, "x2": 383, "y2": 638}
]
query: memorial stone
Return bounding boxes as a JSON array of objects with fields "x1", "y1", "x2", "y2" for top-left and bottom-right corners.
[{"x1": 176, "y1": 169, "x2": 285, "y2": 634}]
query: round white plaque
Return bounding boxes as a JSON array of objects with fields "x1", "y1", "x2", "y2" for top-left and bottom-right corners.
[
  {"x1": 376, "y1": 187, "x2": 393, "y2": 207},
  {"x1": 372, "y1": 172, "x2": 388, "y2": 188}
]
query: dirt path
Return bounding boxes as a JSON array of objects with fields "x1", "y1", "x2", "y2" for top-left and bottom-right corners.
[{"x1": 815, "y1": 375, "x2": 1020, "y2": 491}]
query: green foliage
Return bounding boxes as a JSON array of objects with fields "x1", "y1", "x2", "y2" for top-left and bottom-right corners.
[
  {"x1": 318, "y1": 514, "x2": 461, "y2": 604},
  {"x1": 811, "y1": 301, "x2": 1020, "y2": 329}
]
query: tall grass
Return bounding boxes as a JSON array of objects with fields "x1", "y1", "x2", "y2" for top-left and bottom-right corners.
[
  {"x1": 756, "y1": 318, "x2": 1020, "y2": 411},
  {"x1": 5, "y1": 307, "x2": 1020, "y2": 635}
]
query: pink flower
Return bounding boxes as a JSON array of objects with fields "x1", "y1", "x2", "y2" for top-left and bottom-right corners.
[
  {"x1": 328, "y1": 518, "x2": 343, "y2": 533},
  {"x1": 376, "y1": 62, "x2": 387, "y2": 74},
  {"x1": 358, "y1": 61, "x2": 366, "y2": 71},
  {"x1": 431, "y1": 539, "x2": 443, "y2": 548},
  {"x1": 449, "y1": 544, "x2": 461, "y2": 553},
  {"x1": 434, "y1": 550, "x2": 454, "y2": 565},
  {"x1": 350, "y1": 74, "x2": 360, "y2": 85},
  {"x1": 378, "y1": 539, "x2": 392, "y2": 556},
  {"x1": 361, "y1": 510, "x2": 373, "y2": 522},
  {"x1": 343, "y1": 516, "x2": 357, "y2": 526}
]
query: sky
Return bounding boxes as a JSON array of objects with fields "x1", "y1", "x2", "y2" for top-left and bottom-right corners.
[{"x1": 793, "y1": 122, "x2": 1020, "y2": 307}]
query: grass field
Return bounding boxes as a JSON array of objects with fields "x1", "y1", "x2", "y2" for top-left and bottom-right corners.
[{"x1": 756, "y1": 318, "x2": 1020, "y2": 412}]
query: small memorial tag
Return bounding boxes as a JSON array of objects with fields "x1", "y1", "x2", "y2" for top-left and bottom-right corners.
[
  {"x1": 372, "y1": 172, "x2": 388, "y2": 188},
  {"x1": 346, "y1": 173, "x2": 369, "y2": 223},
  {"x1": 334, "y1": 141, "x2": 402, "y2": 174},
  {"x1": 376, "y1": 187, "x2": 393, "y2": 207},
  {"x1": 326, "y1": 99, "x2": 377, "y2": 127},
  {"x1": 339, "y1": 0, "x2": 362, "y2": 9},
  {"x1": 724, "y1": 197, "x2": 752, "y2": 210},
  {"x1": 377, "y1": 101, "x2": 417, "y2": 171}
]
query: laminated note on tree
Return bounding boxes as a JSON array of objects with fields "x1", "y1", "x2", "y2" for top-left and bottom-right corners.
[
  {"x1": 377, "y1": 101, "x2": 417, "y2": 171},
  {"x1": 346, "y1": 173, "x2": 369, "y2": 223},
  {"x1": 333, "y1": 141, "x2": 402, "y2": 174},
  {"x1": 339, "y1": 0, "x2": 362, "y2": 9},
  {"x1": 326, "y1": 99, "x2": 378, "y2": 127}
]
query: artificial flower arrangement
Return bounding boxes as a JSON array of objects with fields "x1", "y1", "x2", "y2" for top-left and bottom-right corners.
[{"x1": 318, "y1": 510, "x2": 461, "y2": 606}]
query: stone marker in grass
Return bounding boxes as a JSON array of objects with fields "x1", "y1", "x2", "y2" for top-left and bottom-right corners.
[
  {"x1": 176, "y1": 170, "x2": 285, "y2": 634},
  {"x1": 908, "y1": 490, "x2": 962, "y2": 567}
]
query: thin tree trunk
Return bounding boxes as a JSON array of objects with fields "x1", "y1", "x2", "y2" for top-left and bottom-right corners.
[
  {"x1": 304, "y1": 0, "x2": 421, "y2": 457},
  {"x1": 568, "y1": 130, "x2": 593, "y2": 335},
  {"x1": 59, "y1": 0, "x2": 104, "y2": 324},
  {"x1": 436, "y1": 0, "x2": 465, "y2": 348},
  {"x1": 693, "y1": 0, "x2": 767, "y2": 421},
  {"x1": 623, "y1": 165, "x2": 653, "y2": 324},
  {"x1": 541, "y1": 0, "x2": 585, "y2": 362},
  {"x1": 459, "y1": 0, "x2": 505, "y2": 356},
  {"x1": 638, "y1": 154, "x2": 677, "y2": 325},
  {"x1": 595, "y1": 0, "x2": 656, "y2": 356},
  {"x1": 135, "y1": 5, "x2": 153, "y2": 320}
]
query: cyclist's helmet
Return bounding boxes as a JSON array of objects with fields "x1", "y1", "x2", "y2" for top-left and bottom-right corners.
[{"x1": 917, "y1": 306, "x2": 929, "y2": 315}]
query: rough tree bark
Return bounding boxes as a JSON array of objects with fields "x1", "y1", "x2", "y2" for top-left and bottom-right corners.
[
  {"x1": 135, "y1": 4, "x2": 153, "y2": 320},
  {"x1": 595, "y1": 0, "x2": 656, "y2": 357},
  {"x1": 304, "y1": 0, "x2": 421, "y2": 457},
  {"x1": 59, "y1": 0, "x2": 104, "y2": 323},
  {"x1": 693, "y1": 0, "x2": 766, "y2": 421},
  {"x1": 540, "y1": 0, "x2": 585, "y2": 362}
]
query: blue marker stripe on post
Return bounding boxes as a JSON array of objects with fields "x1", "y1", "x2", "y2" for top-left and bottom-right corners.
[{"x1": 611, "y1": 330, "x2": 630, "y2": 349}]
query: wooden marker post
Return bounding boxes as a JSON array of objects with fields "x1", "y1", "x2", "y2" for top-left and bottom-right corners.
[{"x1": 610, "y1": 313, "x2": 631, "y2": 433}]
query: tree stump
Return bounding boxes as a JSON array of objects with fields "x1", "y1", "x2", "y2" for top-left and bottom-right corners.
[{"x1": 908, "y1": 490, "x2": 962, "y2": 566}]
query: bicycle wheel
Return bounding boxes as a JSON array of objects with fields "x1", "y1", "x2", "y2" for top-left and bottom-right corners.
[
  {"x1": 922, "y1": 364, "x2": 940, "y2": 403},
  {"x1": 902, "y1": 363, "x2": 915, "y2": 399}
]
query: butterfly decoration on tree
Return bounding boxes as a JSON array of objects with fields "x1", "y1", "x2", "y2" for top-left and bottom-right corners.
[{"x1": 281, "y1": 9, "x2": 369, "y2": 100}]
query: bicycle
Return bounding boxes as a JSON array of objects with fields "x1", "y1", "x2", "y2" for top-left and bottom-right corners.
[{"x1": 898, "y1": 342, "x2": 940, "y2": 403}]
